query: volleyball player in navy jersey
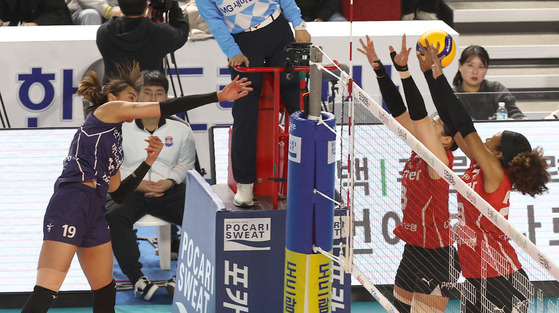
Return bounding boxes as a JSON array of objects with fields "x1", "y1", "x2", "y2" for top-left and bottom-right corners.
[
  {"x1": 21, "y1": 64, "x2": 252, "y2": 313},
  {"x1": 359, "y1": 34, "x2": 460, "y2": 313},
  {"x1": 419, "y1": 42, "x2": 549, "y2": 313}
]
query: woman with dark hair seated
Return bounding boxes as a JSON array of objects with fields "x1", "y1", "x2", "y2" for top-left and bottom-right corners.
[{"x1": 452, "y1": 45, "x2": 527, "y2": 120}]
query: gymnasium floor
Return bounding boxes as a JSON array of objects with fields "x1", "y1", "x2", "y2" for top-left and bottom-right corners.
[
  {"x1": 0, "y1": 300, "x2": 467, "y2": 312},
  {"x1": 0, "y1": 224, "x2": 387, "y2": 313},
  {"x1": 0, "y1": 303, "x2": 384, "y2": 313},
  {"x1": 0, "y1": 303, "x2": 385, "y2": 313}
]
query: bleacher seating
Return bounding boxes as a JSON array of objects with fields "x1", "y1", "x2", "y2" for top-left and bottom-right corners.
[{"x1": 440, "y1": 0, "x2": 559, "y2": 117}]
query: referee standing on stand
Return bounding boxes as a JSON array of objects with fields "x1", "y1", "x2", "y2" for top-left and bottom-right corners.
[{"x1": 197, "y1": 0, "x2": 311, "y2": 208}]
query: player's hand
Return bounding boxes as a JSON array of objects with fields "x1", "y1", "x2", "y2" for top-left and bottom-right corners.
[
  {"x1": 357, "y1": 35, "x2": 381, "y2": 69},
  {"x1": 228, "y1": 54, "x2": 250, "y2": 67},
  {"x1": 144, "y1": 136, "x2": 163, "y2": 166},
  {"x1": 217, "y1": 75, "x2": 253, "y2": 102},
  {"x1": 426, "y1": 41, "x2": 444, "y2": 79},
  {"x1": 389, "y1": 34, "x2": 412, "y2": 71},
  {"x1": 416, "y1": 39, "x2": 436, "y2": 73},
  {"x1": 295, "y1": 29, "x2": 311, "y2": 43}
]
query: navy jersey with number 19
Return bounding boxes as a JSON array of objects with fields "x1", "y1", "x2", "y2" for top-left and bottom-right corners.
[{"x1": 55, "y1": 112, "x2": 124, "y2": 197}]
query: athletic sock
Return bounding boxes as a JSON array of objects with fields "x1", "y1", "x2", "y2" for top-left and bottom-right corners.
[
  {"x1": 21, "y1": 285, "x2": 58, "y2": 313},
  {"x1": 92, "y1": 280, "x2": 116, "y2": 313}
]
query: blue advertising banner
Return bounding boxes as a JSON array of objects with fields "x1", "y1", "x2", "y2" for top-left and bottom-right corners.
[
  {"x1": 216, "y1": 209, "x2": 286, "y2": 312},
  {"x1": 175, "y1": 170, "x2": 351, "y2": 312},
  {"x1": 173, "y1": 170, "x2": 219, "y2": 313}
]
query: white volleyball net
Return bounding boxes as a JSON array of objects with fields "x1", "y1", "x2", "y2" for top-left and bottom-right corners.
[{"x1": 331, "y1": 74, "x2": 559, "y2": 312}]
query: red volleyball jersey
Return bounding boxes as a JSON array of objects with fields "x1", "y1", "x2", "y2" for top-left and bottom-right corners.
[
  {"x1": 394, "y1": 150, "x2": 454, "y2": 249},
  {"x1": 456, "y1": 160, "x2": 522, "y2": 278}
]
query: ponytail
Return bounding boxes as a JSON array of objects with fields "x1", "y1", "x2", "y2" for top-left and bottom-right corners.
[
  {"x1": 78, "y1": 71, "x2": 106, "y2": 114},
  {"x1": 77, "y1": 62, "x2": 143, "y2": 115}
]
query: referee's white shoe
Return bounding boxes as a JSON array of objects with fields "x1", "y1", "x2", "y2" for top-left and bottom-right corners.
[{"x1": 234, "y1": 183, "x2": 254, "y2": 207}]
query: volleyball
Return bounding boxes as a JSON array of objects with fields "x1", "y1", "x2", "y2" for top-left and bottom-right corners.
[{"x1": 416, "y1": 29, "x2": 456, "y2": 68}]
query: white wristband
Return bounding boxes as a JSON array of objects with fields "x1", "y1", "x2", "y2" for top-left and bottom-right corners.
[{"x1": 294, "y1": 21, "x2": 307, "y2": 31}]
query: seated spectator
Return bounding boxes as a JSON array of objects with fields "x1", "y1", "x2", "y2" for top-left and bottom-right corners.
[
  {"x1": 296, "y1": 0, "x2": 346, "y2": 22},
  {"x1": 181, "y1": 0, "x2": 213, "y2": 41},
  {"x1": 452, "y1": 45, "x2": 527, "y2": 120},
  {"x1": 96, "y1": 0, "x2": 189, "y2": 81},
  {"x1": 66, "y1": 0, "x2": 121, "y2": 25},
  {"x1": 0, "y1": 0, "x2": 72, "y2": 25},
  {"x1": 401, "y1": 0, "x2": 438, "y2": 20},
  {"x1": 105, "y1": 70, "x2": 196, "y2": 301}
]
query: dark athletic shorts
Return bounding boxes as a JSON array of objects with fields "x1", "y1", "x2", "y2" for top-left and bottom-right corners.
[
  {"x1": 395, "y1": 243, "x2": 461, "y2": 297},
  {"x1": 43, "y1": 182, "x2": 110, "y2": 247},
  {"x1": 462, "y1": 268, "x2": 530, "y2": 313}
]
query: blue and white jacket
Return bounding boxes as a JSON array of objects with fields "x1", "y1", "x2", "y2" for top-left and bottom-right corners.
[{"x1": 197, "y1": 0, "x2": 304, "y2": 58}]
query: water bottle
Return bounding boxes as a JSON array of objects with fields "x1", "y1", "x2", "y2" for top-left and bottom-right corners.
[{"x1": 496, "y1": 102, "x2": 508, "y2": 120}]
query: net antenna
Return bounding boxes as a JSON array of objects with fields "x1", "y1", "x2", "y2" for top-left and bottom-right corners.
[{"x1": 346, "y1": 0, "x2": 355, "y2": 280}]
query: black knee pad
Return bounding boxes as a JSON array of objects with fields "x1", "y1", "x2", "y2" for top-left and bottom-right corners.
[
  {"x1": 92, "y1": 280, "x2": 116, "y2": 313},
  {"x1": 21, "y1": 285, "x2": 58, "y2": 313}
]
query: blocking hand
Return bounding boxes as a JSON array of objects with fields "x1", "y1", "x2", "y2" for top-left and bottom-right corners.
[
  {"x1": 357, "y1": 35, "x2": 380, "y2": 69},
  {"x1": 389, "y1": 34, "x2": 412, "y2": 71}
]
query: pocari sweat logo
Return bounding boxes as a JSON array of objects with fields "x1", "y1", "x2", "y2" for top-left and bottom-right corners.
[
  {"x1": 289, "y1": 135, "x2": 302, "y2": 163},
  {"x1": 224, "y1": 218, "x2": 271, "y2": 251}
]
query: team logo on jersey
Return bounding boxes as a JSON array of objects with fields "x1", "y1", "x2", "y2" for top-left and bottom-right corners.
[
  {"x1": 165, "y1": 136, "x2": 173, "y2": 147},
  {"x1": 46, "y1": 223, "x2": 54, "y2": 233}
]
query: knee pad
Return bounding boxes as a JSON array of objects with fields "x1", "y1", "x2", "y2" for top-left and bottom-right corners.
[
  {"x1": 21, "y1": 285, "x2": 58, "y2": 313},
  {"x1": 92, "y1": 279, "x2": 116, "y2": 313}
]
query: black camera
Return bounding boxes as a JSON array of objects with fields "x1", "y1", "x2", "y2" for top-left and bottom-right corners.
[
  {"x1": 284, "y1": 42, "x2": 312, "y2": 80},
  {"x1": 149, "y1": 0, "x2": 172, "y2": 23},
  {"x1": 285, "y1": 42, "x2": 312, "y2": 66}
]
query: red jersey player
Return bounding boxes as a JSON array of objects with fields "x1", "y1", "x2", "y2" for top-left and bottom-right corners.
[
  {"x1": 420, "y1": 41, "x2": 550, "y2": 313},
  {"x1": 359, "y1": 34, "x2": 460, "y2": 313}
]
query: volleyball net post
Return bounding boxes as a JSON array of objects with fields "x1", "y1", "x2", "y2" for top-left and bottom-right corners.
[{"x1": 283, "y1": 45, "x2": 338, "y2": 313}]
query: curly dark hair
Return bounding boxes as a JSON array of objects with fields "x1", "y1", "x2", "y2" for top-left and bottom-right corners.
[
  {"x1": 78, "y1": 62, "x2": 143, "y2": 114},
  {"x1": 507, "y1": 147, "x2": 550, "y2": 197}
]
